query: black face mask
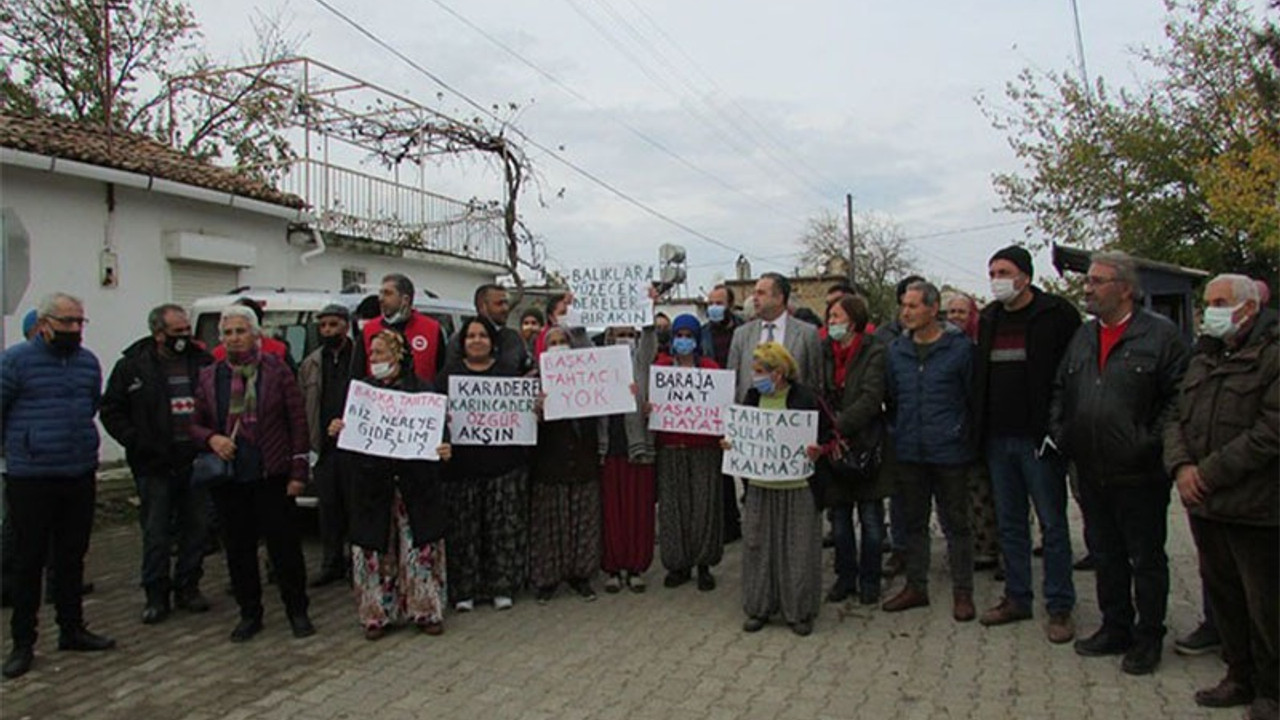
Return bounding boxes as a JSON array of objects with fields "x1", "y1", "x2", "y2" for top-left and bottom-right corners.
[
  {"x1": 164, "y1": 334, "x2": 191, "y2": 355},
  {"x1": 656, "y1": 329, "x2": 672, "y2": 347},
  {"x1": 49, "y1": 330, "x2": 82, "y2": 355},
  {"x1": 319, "y1": 334, "x2": 345, "y2": 349}
]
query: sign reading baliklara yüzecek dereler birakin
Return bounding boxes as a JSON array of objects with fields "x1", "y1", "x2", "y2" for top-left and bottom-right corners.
[
  {"x1": 447, "y1": 376, "x2": 539, "y2": 446},
  {"x1": 337, "y1": 380, "x2": 447, "y2": 460},
  {"x1": 647, "y1": 365, "x2": 735, "y2": 436},
  {"x1": 539, "y1": 344, "x2": 637, "y2": 421},
  {"x1": 721, "y1": 405, "x2": 819, "y2": 481},
  {"x1": 569, "y1": 264, "x2": 654, "y2": 328}
]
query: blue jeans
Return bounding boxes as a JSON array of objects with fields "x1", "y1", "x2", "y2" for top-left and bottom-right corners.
[
  {"x1": 829, "y1": 501, "x2": 885, "y2": 595},
  {"x1": 137, "y1": 470, "x2": 209, "y2": 592},
  {"x1": 986, "y1": 435, "x2": 1075, "y2": 614}
]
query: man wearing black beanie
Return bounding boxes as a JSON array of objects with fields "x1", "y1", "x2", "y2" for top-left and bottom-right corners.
[{"x1": 973, "y1": 245, "x2": 1083, "y2": 645}]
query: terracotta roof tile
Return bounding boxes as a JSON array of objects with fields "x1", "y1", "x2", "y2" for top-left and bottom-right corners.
[{"x1": 0, "y1": 113, "x2": 304, "y2": 209}]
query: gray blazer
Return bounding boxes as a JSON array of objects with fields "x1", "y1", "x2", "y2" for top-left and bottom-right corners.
[{"x1": 726, "y1": 315, "x2": 825, "y2": 402}]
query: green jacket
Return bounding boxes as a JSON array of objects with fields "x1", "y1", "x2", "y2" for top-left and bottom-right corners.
[{"x1": 1163, "y1": 310, "x2": 1279, "y2": 526}]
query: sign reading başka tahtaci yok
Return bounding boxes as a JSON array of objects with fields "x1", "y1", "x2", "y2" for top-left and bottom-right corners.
[{"x1": 540, "y1": 345, "x2": 637, "y2": 421}]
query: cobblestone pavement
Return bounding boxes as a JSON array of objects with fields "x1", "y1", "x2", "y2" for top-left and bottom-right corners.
[{"x1": 1, "y1": 502, "x2": 1238, "y2": 720}]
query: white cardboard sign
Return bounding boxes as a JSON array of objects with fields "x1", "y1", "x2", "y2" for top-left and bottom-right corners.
[
  {"x1": 337, "y1": 381, "x2": 447, "y2": 460},
  {"x1": 569, "y1": 264, "x2": 653, "y2": 328},
  {"x1": 540, "y1": 345, "x2": 637, "y2": 420},
  {"x1": 721, "y1": 405, "x2": 818, "y2": 481},
  {"x1": 647, "y1": 365, "x2": 735, "y2": 436},
  {"x1": 447, "y1": 376, "x2": 539, "y2": 446}
]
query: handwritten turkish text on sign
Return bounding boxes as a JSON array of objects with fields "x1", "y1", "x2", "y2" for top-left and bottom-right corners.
[
  {"x1": 647, "y1": 366, "x2": 735, "y2": 436},
  {"x1": 447, "y1": 376, "x2": 539, "y2": 446},
  {"x1": 721, "y1": 405, "x2": 818, "y2": 481},
  {"x1": 570, "y1": 264, "x2": 653, "y2": 328},
  {"x1": 540, "y1": 345, "x2": 636, "y2": 420},
  {"x1": 337, "y1": 381, "x2": 447, "y2": 460}
]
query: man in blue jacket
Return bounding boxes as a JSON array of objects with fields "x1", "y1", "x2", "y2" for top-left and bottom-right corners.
[
  {"x1": 1, "y1": 293, "x2": 116, "y2": 679},
  {"x1": 881, "y1": 281, "x2": 976, "y2": 623}
]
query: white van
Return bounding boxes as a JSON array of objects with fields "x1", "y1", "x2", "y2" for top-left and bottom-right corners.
[{"x1": 189, "y1": 287, "x2": 472, "y2": 369}]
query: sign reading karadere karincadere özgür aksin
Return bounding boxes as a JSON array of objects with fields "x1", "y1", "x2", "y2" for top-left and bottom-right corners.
[{"x1": 447, "y1": 376, "x2": 539, "y2": 446}]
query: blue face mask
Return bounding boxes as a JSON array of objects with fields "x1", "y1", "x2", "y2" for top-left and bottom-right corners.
[
  {"x1": 672, "y1": 336, "x2": 697, "y2": 356},
  {"x1": 707, "y1": 304, "x2": 726, "y2": 323},
  {"x1": 752, "y1": 374, "x2": 775, "y2": 396}
]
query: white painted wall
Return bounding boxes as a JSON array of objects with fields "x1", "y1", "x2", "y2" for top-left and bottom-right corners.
[{"x1": 1, "y1": 165, "x2": 498, "y2": 462}]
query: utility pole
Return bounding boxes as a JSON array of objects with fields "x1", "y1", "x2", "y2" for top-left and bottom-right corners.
[{"x1": 845, "y1": 193, "x2": 856, "y2": 286}]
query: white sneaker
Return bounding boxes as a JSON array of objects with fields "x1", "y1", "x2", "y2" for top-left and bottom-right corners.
[
  {"x1": 455, "y1": 599, "x2": 474, "y2": 612},
  {"x1": 493, "y1": 596, "x2": 514, "y2": 610}
]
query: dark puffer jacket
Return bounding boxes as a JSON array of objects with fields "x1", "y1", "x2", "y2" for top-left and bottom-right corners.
[
  {"x1": 1050, "y1": 309, "x2": 1189, "y2": 484},
  {"x1": 885, "y1": 326, "x2": 975, "y2": 466},
  {"x1": 1164, "y1": 310, "x2": 1279, "y2": 526},
  {"x1": 0, "y1": 336, "x2": 101, "y2": 478}
]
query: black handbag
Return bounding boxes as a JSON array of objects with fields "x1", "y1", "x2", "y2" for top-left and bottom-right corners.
[
  {"x1": 191, "y1": 451, "x2": 234, "y2": 487},
  {"x1": 818, "y1": 397, "x2": 881, "y2": 484}
]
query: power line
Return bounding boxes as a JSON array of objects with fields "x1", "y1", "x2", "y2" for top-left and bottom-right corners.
[
  {"x1": 419, "y1": 0, "x2": 807, "y2": 225},
  {"x1": 308, "y1": 0, "x2": 771, "y2": 263}
]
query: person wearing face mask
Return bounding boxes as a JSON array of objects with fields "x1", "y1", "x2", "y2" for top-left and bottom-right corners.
[
  {"x1": 519, "y1": 307, "x2": 545, "y2": 359},
  {"x1": 533, "y1": 292, "x2": 588, "y2": 361},
  {"x1": 699, "y1": 284, "x2": 745, "y2": 543},
  {"x1": 819, "y1": 294, "x2": 889, "y2": 606},
  {"x1": 298, "y1": 304, "x2": 357, "y2": 588},
  {"x1": 361, "y1": 274, "x2": 447, "y2": 385},
  {"x1": 528, "y1": 326, "x2": 604, "y2": 603},
  {"x1": 598, "y1": 325, "x2": 658, "y2": 594},
  {"x1": 726, "y1": 342, "x2": 831, "y2": 636},
  {"x1": 653, "y1": 312, "x2": 673, "y2": 358},
  {"x1": 2, "y1": 293, "x2": 116, "y2": 680},
  {"x1": 651, "y1": 314, "x2": 724, "y2": 592},
  {"x1": 102, "y1": 304, "x2": 216, "y2": 627},
  {"x1": 331, "y1": 330, "x2": 451, "y2": 639},
  {"x1": 191, "y1": 305, "x2": 314, "y2": 644},
  {"x1": 972, "y1": 245, "x2": 1084, "y2": 644},
  {"x1": 436, "y1": 318, "x2": 531, "y2": 612},
  {"x1": 1164, "y1": 274, "x2": 1277, "y2": 718}
]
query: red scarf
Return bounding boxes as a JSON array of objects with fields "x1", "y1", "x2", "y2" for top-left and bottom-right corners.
[{"x1": 831, "y1": 332, "x2": 865, "y2": 391}]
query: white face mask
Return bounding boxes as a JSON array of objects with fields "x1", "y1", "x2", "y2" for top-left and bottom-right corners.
[
  {"x1": 545, "y1": 344, "x2": 569, "y2": 353},
  {"x1": 990, "y1": 278, "x2": 1020, "y2": 304},
  {"x1": 370, "y1": 361, "x2": 396, "y2": 379},
  {"x1": 1201, "y1": 303, "x2": 1244, "y2": 339}
]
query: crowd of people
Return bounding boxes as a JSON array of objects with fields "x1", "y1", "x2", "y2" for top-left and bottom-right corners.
[{"x1": 1, "y1": 254, "x2": 1275, "y2": 719}]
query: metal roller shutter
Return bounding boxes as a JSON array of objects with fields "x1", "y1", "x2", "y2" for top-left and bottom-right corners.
[{"x1": 169, "y1": 261, "x2": 240, "y2": 312}]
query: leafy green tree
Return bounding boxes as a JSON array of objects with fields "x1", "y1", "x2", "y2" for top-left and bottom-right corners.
[{"x1": 981, "y1": 0, "x2": 1279, "y2": 285}]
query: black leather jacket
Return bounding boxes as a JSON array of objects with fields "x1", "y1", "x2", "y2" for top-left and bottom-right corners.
[{"x1": 1050, "y1": 309, "x2": 1189, "y2": 485}]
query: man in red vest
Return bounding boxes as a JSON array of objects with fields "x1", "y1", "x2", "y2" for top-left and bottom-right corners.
[{"x1": 361, "y1": 273, "x2": 446, "y2": 385}]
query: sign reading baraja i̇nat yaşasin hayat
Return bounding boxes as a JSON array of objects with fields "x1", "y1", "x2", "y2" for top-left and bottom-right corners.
[
  {"x1": 569, "y1": 264, "x2": 654, "y2": 328},
  {"x1": 647, "y1": 365, "x2": 735, "y2": 436},
  {"x1": 337, "y1": 381, "x2": 447, "y2": 460},
  {"x1": 539, "y1": 345, "x2": 637, "y2": 421},
  {"x1": 721, "y1": 405, "x2": 818, "y2": 481},
  {"x1": 447, "y1": 376, "x2": 539, "y2": 446}
]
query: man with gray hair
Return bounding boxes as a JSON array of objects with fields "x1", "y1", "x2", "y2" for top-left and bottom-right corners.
[
  {"x1": 2, "y1": 293, "x2": 116, "y2": 679},
  {"x1": 1050, "y1": 251, "x2": 1189, "y2": 676},
  {"x1": 102, "y1": 304, "x2": 215, "y2": 625},
  {"x1": 1164, "y1": 274, "x2": 1277, "y2": 718}
]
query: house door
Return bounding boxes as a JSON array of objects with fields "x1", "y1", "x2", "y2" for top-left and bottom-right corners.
[{"x1": 169, "y1": 261, "x2": 240, "y2": 311}]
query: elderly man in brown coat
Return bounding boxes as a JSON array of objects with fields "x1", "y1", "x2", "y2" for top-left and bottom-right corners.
[{"x1": 1165, "y1": 274, "x2": 1278, "y2": 720}]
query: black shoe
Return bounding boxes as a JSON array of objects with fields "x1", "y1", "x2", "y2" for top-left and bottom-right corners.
[
  {"x1": 535, "y1": 586, "x2": 555, "y2": 604},
  {"x1": 1073, "y1": 554, "x2": 1096, "y2": 571},
  {"x1": 569, "y1": 579, "x2": 597, "y2": 602},
  {"x1": 288, "y1": 613, "x2": 316, "y2": 639},
  {"x1": 696, "y1": 566, "x2": 715, "y2": 592},
  {"x1": 141, "y1": 602, "x2": 169, "y2": 625},
  {"x1": 742, "y1": 616, "x2": 766, "y2": 633},
  {"x1": 309, "y1": 568, "x2": 346, "y2": 589},
  {"x1": 2, "y1": 645, "x2": 33, "y2": 679},
  {"x1": 1175, "y1": 622, "x2": 1222, "y2": 656},
  {"x1": 859, "y1": 588, "x2": 880, "y2": 606},
  {"x1": 1121, "y1": 639, "x2": 1162, "y2": 675},
  {"x1": 1074, "y1": 627, "x2": 1133, "y2": 657},
  {"x1": 58, "y1": 627, "x2": 116, "y2": 652},
  {"x1": 229, "y1": 617, "x2": 263, "y2": 643},
  {"x1": 790, "y1": 620, "x2": 813, "y2": 637},
  {"x1": 825, "y1": 584, "x2": 852, "y2": 604},
  {"x1": 173, "y1": 587, "x2": 211, "y2": 613},
  {"x1": 663, "y1": 569, "x2": 692, "y2": 588}
]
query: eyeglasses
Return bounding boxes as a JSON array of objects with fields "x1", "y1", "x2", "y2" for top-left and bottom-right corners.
[
  {"x1": 1083, "y1": 276, "x2": 1121, "y2": 287},
  {"x1": 48, "y1": 315, "x2": 89, "y2": 326}
]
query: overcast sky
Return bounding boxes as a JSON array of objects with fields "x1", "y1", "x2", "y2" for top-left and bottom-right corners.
[{"x1": 198, "y1": 0, "x2": 1180, "y2": 297}]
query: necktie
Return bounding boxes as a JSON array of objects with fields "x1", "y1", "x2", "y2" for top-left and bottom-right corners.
[{"x1": 764, "y1": 322, "x2": 775, "y2": 343}]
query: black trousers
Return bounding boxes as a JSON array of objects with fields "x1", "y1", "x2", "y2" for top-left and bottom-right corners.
[
  {"x1": 6, "y1": 474, "x2": 96, "y2": 646},
  {"x1": 211, "y1": 477, "x2": 308, "y2": 620},
  {"x1": 313, "y1": 450, "x2": 349, "y2": 575},
  {"x1": 1190, "y1": 516, "x2": 1278, "y2": 699},
  {"x1": 1077, "y1": 476, "x2": 1170, "y2": 642}
]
